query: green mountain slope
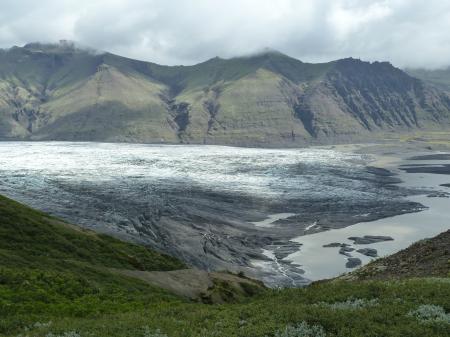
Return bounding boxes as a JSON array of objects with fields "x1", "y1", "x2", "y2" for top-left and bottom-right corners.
[
  {"x1": 1, "y1": 195, "x2": 450, "y2": 336},
  {"x1": 1, "y1": 42, "x2": 450, "y2": 145}
]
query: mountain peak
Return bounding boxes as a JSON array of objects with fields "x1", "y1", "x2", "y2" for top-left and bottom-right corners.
[
  {"x1": 235, "y1": 48, "x2": 293, "y2": 62},
  {"x1": 24, "y1": 40, "x2": 75, "y2": 51},
  {"x1": 254, "y1": 48, "x2": 285, "y2": 56},
  {"x1": 21, "y1": 40, "x2": 100, "y2": 56},
  {"x1": 335, "y1": 57, "x2": 394, "y2": 68}
]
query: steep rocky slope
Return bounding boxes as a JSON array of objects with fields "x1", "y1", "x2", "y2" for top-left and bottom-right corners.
[{"x1": 1, "y1": 42, "x2": 450, "y2": 145}]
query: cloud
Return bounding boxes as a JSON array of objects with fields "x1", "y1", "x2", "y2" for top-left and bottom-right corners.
[{"x1": 0, "y1": 0, "x2": 449, "y2": 68}]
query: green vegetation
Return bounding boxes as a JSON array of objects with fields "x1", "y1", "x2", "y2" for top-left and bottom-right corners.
[
  {"x1": 0, "y1": 194, "x2": 186, "y2": 334},
  {"x1": 408, "y1": 304, "x2": 450, "y2": 324},
  {"x1": 2, "y1": 277, "x2": 450, "y2": 337},
  {"x1": 274, "y1": 321, "x2": 326, "y2": 337},
  {"x1": 1, "y1": 194, "x2": 450, "y2": 336}
]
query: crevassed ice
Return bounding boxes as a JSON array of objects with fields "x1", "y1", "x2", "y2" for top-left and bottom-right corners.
[{"x1": 0, "y1": 142, "x2": 368, "y2": 198}]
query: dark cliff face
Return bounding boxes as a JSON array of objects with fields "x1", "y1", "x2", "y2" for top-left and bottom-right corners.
[
  {"x1": 294, "y1": 58, "x2": 450, "y2": 139},
  {"x1": 326, "y1": 59, "x2": 422, "y2": 129},
  {"x1": 0, "y1": 44, "x2": 449, "y2": 145}
]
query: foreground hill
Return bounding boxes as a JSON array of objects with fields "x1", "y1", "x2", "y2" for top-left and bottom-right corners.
[
  {"x1": 0, "y1": 195, "x2": 185, "y2": 272},
  {"x1": 1, "y1": 195, "x2": 449, "y2": 336},
  {"x1": 1, "y1": 41, "x2": 450, "y2": 146},
  {"x1": 0, "y1": 194, "x2": 264, "y2": 329}
]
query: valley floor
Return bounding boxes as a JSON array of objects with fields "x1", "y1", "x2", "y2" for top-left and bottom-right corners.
[{"x1": 2, "y1": 136, "x2": 447, "y2": 287}]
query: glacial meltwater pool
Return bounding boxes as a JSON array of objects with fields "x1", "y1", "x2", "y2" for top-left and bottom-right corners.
[
  {"x1": 248, "y1": 154, "x2": 450, "y2": 284},
  {"x1": 285, "y1": 158, "x2": 450, "y2": 281}
]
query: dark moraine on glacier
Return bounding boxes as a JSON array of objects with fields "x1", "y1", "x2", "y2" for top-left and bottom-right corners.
[{"x1": 0, "y1": 142, "x2": 424, "y2": 286}]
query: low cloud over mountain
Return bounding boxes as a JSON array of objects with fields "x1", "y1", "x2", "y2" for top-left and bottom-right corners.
[{"x1": 1, "y1": 1, "x2": 450, "y2": 68}]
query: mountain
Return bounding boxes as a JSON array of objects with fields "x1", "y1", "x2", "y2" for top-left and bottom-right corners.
[
  {"x1": 406, "y1": 67, "x2": 450, "y2": 92},
  {"x1": 2, "y1": 194, "x2": 449, "y2": 336},
  {"x1": 1, "y1": 41, "x2": 450, "y2": 146}
]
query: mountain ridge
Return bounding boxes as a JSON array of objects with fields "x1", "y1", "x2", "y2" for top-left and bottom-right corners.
[{"x1": 1, "y1": 42, "x2": 450, "y2": 145}]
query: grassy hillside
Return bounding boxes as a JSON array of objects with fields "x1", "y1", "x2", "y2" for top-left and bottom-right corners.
[
  {"x1": 0, "y1": 194, "x2": 185, "y2": 271},
  {"x1": 1, "y1": 195, "x2": 450, "y2": 336},
  {"x1": 1, "y1": 42, "x2": 450, "y2": 146},
  {"x1": 0, "y1": 194, "x2": 186, "y2": 334}
]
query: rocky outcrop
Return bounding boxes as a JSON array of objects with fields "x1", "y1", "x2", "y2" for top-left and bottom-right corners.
[
  {"x1": 339, "y1": 246, "x2": 355, "y2": 256},
  {"x1": 356, "y1": 248, "x2": 378, "y2": 257},
  {"x1": 346, "y1": 257, "x2": 362, "y2": 268},
  {"x1": 113, "y1": 268, "x2": 265, "y2": 303},
  {"x1": 348, "y1": 235, "x2": 394, "y2": 245}
]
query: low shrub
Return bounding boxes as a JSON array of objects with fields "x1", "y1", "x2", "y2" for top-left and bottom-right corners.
[
  {"x1": 45, "y1": 331, "x2": 81, "y2": 337},
  {"x1": 315, "y1": 297, "x2": 379, "y2": 310},
  {"x1": 273, "y1": 321, "x2": 326, "y2": 337},
  {"x1": 143, "y1": 327, "x2": 168, "y2": 337},
  {"x1": 408, "y1": 304, "x2": 450, "y2": 324}
]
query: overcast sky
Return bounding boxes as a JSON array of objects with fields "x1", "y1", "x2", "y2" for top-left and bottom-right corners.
[{"x1": 1, "y1": 0, "x2": 449, "y2": 68}]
